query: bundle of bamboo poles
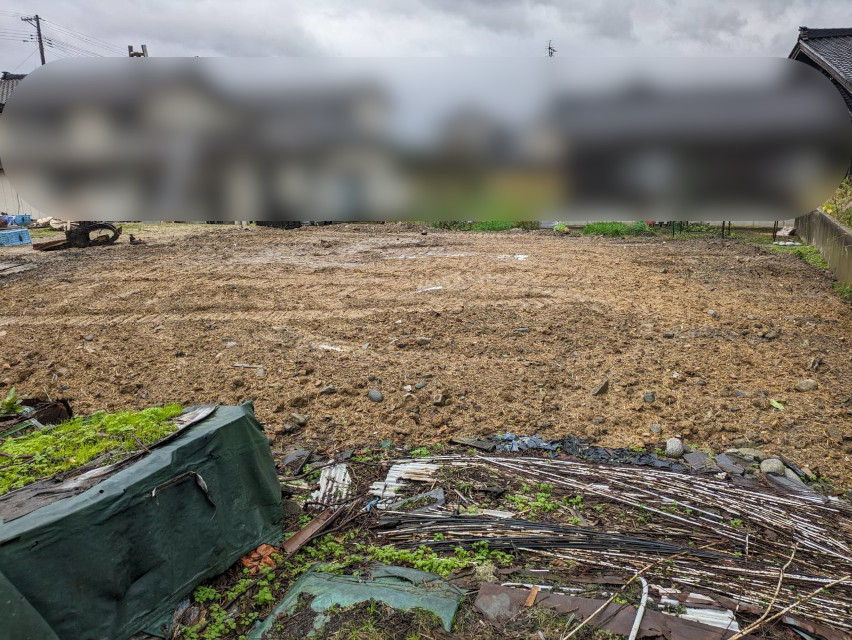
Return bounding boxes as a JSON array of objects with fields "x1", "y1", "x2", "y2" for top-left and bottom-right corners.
[{"x1": 374, "y1": 454, "x2": 852, "y2": 633}]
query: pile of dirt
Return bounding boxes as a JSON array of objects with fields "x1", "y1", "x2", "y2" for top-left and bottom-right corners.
[{"x1": 1, "y1": 223, "x2": 850, "y2": 486}]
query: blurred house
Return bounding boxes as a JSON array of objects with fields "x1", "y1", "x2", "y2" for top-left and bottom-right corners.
[{"x1": 0, "y1": 72, "x2": 44, "y2": 219}]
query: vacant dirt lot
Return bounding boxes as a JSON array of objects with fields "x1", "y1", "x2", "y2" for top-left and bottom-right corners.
[{"x1": 1, "y1": 223, "x2": 850, "y2": 484}]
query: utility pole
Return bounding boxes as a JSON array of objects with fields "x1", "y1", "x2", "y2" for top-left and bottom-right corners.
[
  {"x1": 547, "y1": 40, "x2": 557, "y2": 58},
  {"x1": 21, "y1": 15, "x2": 46, "y2": 65},
  {"x1": 128, "y1": 45, "x2": 149, "y2": 57}
]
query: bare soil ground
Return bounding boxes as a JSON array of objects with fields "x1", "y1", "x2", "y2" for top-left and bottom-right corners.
[{"x1": 1, "y1": 223, "x2": 850, "y2": 485}]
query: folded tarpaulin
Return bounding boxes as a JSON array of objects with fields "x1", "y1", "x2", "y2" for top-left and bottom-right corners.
[{"x1": 0, "y1": 403, "x2": 283, "y2": 640}]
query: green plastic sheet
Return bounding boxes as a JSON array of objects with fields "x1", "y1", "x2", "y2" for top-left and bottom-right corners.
[
  {"x1": 0, "y1": 403, "x2": 282, "y2": 640},
  {"x1": 249, "y1": 564, "x2": 466, "y2": 638}
]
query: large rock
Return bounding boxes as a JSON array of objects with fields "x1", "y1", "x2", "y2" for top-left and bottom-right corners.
[
  {"x1": 759, "y1": 458, "x2": 785, "y2": 474},
  {"x1": 665, "y1": 438, "x2": 684, "y2": 458},
  {"x1": 794, "y1": 379, "x2": 818, "y2": 392}
]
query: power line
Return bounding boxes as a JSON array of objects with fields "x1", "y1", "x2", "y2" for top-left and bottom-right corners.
[
  {"x1": 11, "y1": 48, "x2": 38, "y2": 71},
  {"x1": 41, "y1": 19, "x2": 125, "y2": 54},
  {"x1": 43, "y1": 35, "x2": 105, "y2": 57}
]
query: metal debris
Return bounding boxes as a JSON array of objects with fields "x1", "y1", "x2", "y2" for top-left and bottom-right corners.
[
  {"x1": 310, "y1": 463, "x2": 352, "y2": 505},
  {"x1": 370, "y1": 454, "x2": 852, "y2": 634},
  {"x1": 473, "y1": 583, "x2": 747, "y2": 639},
  {"x1": 369, "y1": 461, "x2": 439, "y2": 502}
]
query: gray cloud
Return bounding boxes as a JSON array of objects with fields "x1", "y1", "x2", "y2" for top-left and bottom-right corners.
[{"x1": 0, "y1": 0, "x2": 849, "y2": 72}]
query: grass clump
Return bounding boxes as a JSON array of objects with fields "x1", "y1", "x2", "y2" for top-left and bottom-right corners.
[
  {"x1": 823, "y1": 176, "x2": 852, "y2": 229},
  {"x1": 429, "y1": 220, "x2": 540, "y2": 232},
  {"x1": 771, "y1": 244, "x2": 829, "y2": 269},
  {"x1": 833, "y1": 282, "x2": 852, "y2": 302},
  {"x1": 581, "y1": 221, "x2": 655, "y2": 237},
  {"x1": 0, "y1": 404, "x2": 183, "y2": 495},
  {"x1": 367, "y1": 540, "x2": 513, "y2": 577}
]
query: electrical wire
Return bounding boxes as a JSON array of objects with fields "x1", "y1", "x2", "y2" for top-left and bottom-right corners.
[
  {"x1": 41, "y1": 19, "x2": 125, "y2": 54},
  {"x1": 10, "y1": 48, "x2": 38, "y2": 71}
]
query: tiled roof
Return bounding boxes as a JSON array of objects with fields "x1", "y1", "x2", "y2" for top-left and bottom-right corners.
[
  {"x1": 790, "y1": 27, "x2": 852, "y2": 118},
  {"x1": 0, "y1": 72, "x2": 26, "y2": 108}
]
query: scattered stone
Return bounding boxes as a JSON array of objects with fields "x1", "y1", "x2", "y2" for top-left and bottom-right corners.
[
  {"x1": 416, "y1": 337, "x2": 433, "y2": 346},
  {"x1": 694, "y1": 378, "x2": 707, "y2": 386},
  {"x1": 643, "y1": 392, "x2": 656, "y2": 403},
  {"x1": 84, "y1": 335, "x2": 94, "y2": 342},
  {"x1": 763, "y1": 328, "x2": 779, "y2": 340},
  {"x1": 319, "y1": 385, "x2": 337, "y2": 395},
  {"x1": 536, "y1": 420, "x2": 552, "y2": 429},
  {"x1": 290, "y1": 413, "x2": 308, "y2": 427},
  {"x1": 433, "y1": 394, "x2": 446, "y2": 406},
  {"x1": 515, "y1": 327, "x2": 530, "y2": 334},
  {"x1": 735, "y1": 447, "x2": 770, "y2": 461},
  {"x1": 759, "y1": 458, "x2": 785, "y2": 475},
  {"x1": 683, "y1": 451, "x2": 719, "y2": 473},
  {"x1": 732, "y1": 389, "x2": 748, "y2": 398},
  {"x1": 794, "y1": 379, "x2": 818, "y2": 392},
  {"x1": 591, "y1": 416, "x2": 605, "y2": 425},
  {"x1": 662, "y1": 332, "x2": 675, "y2": 339},
  {"x1": 707, "y1": 309, "x2": 718, "y2": 319},
  {"x1": 715, "y1": 453, "x2": 745, "y2": 475},
  {"x1": 403, "y1": 385, "x2": 413, "y2": 392},
  {"x1": 590, "y1": 378, "x2": 609, "y2": 396},
  {"x1": 825, "y1": 427, "x2": 845, "y2": 445},
  {"x1": 368, "y1": 389, "x2": 384, "y2": 403},
  {"x1": 783, "y1": 468, "x2": 805, "y2": 484},
  {"x1": 451, "y1": 436, "x2": 495, "y2": 451},
  {"x1": 665, "y1": 438, "x2": 684, "y2": 458},
  {"x1": 415, "y1": 382, "x2": 428, "y2": 390},
  {"x1": 660, "y1": 267, "x2": 668, "y2": 273},
  {"x1": 650, "y1": 424, "x2": 662, "y2": 435}
]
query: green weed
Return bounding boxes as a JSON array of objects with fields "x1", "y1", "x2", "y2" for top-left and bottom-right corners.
[{"x1": 0, "y1": 404, "x2": 183, "y2": 495}]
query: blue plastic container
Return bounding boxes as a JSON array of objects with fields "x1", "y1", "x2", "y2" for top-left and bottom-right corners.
[
  {"x1": 0, "y1": 228, "x2": 31, "y2": 246},
  {"x1": 1, "y1": 214, "x2": 32, "y2": 227}
]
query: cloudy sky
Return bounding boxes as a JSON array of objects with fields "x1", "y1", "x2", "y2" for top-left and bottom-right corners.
[{"x1": 0, "y1": 0, "x2": 850, "y2": 72}]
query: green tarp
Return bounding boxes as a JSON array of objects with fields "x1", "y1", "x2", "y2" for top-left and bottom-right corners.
[
  {"x1": 249, "y1": 564, "x2": 466, "y2": 638},
  {"x1": 0, "y1": 403, "x2": 283, "y2": 640}
]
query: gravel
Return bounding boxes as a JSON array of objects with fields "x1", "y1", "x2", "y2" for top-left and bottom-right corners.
[{"x1": 368, "y1": 389, "x2": 384, "y2": 403}]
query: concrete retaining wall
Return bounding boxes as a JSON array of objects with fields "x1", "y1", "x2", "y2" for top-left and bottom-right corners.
[{"x1": 795, "y1": 211, "x2": 852, "y2": 284}]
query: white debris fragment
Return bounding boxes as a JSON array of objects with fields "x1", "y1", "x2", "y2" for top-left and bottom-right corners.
[
  {"x1": 416, "y1": 286, "x2": 444, "y2": 293},
  {"x1": 369, "y1": 462, "x2": 440, "y2": 502},
  {"x1": 311, "y1": 463, "x2": 352, "y2": 504}
]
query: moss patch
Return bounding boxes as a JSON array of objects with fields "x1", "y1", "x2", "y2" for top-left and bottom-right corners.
[{"x1": 0, "y1": 404, "x2": 183, "y2": 495}]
